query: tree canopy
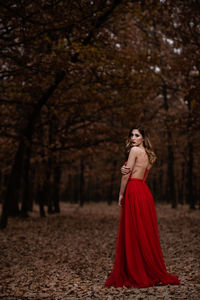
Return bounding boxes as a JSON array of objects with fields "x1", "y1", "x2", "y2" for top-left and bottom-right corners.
[{"x1": 0, "y1": 0, "x2": 200, "y2": 228}]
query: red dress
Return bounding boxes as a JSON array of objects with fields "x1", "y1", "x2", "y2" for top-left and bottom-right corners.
[{"x1": 105, "y1": 168, "x2": 180, "y2": 288}]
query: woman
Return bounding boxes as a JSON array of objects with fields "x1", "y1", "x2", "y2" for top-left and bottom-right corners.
[{"x1": 105, "y1": 125, "x2": 180, "y2": 288}]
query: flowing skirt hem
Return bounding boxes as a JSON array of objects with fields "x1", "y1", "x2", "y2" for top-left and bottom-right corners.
[{"x1": 104, "y1": 273, "x2": 180, "y2": 288}]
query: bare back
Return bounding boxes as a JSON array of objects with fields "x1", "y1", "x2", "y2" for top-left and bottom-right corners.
[{"x1": 130, "y1": 148, "x2": 152, "y2": 180}]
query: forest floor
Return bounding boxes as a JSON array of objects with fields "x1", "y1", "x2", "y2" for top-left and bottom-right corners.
[{"x1": 0, "y1": 202, "x2": 199, "y2": 300}]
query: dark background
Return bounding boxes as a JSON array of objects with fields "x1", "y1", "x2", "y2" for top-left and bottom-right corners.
[{"x1": 0, "y1": 0, "x2": 200, "y2": 229}]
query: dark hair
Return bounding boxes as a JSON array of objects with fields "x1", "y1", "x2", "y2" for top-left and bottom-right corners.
[
  {"x1": 125, "y1": 124, "x2": 157, "y2": 164},
  {"x1": 128, "y1": 124, "x2": 145, "y2": 138}
]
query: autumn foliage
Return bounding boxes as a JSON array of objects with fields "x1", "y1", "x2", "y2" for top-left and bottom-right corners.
[
  {"x1": 0, "y1": 1, "x2": 200, "y2": 228},
  {"x1": 0, "y1": 203, "x2": 199, "y2": 299}
]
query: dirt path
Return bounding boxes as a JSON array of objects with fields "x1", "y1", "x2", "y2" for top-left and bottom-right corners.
[{"x1": 0, "y1": 203, "x2": 199, "y2": 300}]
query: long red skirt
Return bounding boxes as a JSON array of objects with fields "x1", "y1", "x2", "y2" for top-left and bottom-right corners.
[{"x1": 105, "y1": 178, "x2": 180, "y2": 288}]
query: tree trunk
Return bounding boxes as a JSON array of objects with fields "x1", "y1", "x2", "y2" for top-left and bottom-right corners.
[
  {"x1": 53, "y1": 165, "x2": 61, "y2": 213},
  {"x1": 79, "y1": 159, "x2": 85, "y2": 207},
  {"x1": 37, "y1": 184, "x2": 46, "y2": 218},
  {"x1": 28, "y1": 165, "x2": 35, "y2": 212},
  {"x1": 0, "y1": 170, "x2": 2, "y2": 201},
  {"x1": 187, "y1": 142, "x2": 195, "y2": 209},
  {"x1": 178, "y1": 162, "x2": 185, "y2": 205},
  {"x1": 47, "y1": 120, "x2": 54, "y2": 214},
  {"x1": 0, "y1": 71, "x2": 65, "y2": 229},
  {"x1": 158, "y1": 162, "x2": 164, "y2": 202},
  {"x1": 68, "y1": 174, "x2": 72, "y2": 203},
  {"x1": 152, "y1": 177, "x2": 157, "y2": 202},
  {"x1": 167, "y1": 136, "x2": 176, "y2": 208},
  {"x1": 108, "y1": 160, "x2": 117, "y2": 205},
  {"x1": 73, "y1": 174, "x2": 79, "y2": 203},
  {"x1": 187, "y1": 97, "x2": 195, "y2": 209},
  {"x1": 21, "y1": 141, "x2": 32, "y2": 217},
  {"x1": 162, "y1": 84, "x2": 176, "y2": 208},
  {"x1": 0, "y1": 141, "x2": 25, "y2": 229}
]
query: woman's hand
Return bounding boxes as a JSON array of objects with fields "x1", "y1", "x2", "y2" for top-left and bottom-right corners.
[
  {"x1": 121, "y1": 165, "x2": 131, "y2": 175},
  {"x1": 118, "y1": 194, "x2": 124, "y2": 206}
]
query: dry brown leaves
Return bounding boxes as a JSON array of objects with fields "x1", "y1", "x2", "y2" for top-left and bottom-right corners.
[{"x1": 0, "y1": 203, "x2": 200, "y2": 300}]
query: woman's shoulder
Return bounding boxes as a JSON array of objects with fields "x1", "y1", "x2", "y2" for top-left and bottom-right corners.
[{"x1": 129, "y1": 146, "x2": 141, "y2": 154}]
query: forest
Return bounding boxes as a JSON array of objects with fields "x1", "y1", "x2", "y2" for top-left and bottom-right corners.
[
  {"x1": 0, "y1": 1, "x2": 200, "y2": 299},
  {"x1": 0, "y1": 0, "x2": 199, "y2": 228}
]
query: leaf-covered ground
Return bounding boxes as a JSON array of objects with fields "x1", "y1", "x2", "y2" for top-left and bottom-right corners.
[{"x1": 0, "y1": 202, "x2": 199, "y2": 300}]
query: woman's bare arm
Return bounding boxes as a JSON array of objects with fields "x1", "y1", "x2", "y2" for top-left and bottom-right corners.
[
  {"x1": 118, "y1": 147, "x2": 138, "y2": 205},
  {"x1": 121, "y1": 165, "x2": 131, "y2": 175}
]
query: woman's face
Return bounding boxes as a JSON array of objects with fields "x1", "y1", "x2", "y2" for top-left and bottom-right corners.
[{"x1": 130, "y1": 129, "x2": 143, "y2": 147}]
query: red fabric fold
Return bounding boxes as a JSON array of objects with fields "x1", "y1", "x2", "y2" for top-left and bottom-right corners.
[{"x1": 105, "y1": 179, "x2": 180, "y2": 288}]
